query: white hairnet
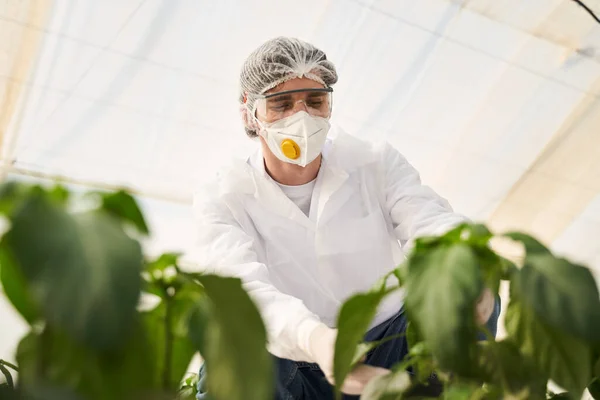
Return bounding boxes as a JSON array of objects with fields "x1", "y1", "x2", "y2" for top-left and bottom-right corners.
[{"x1": 239, "y1": 37, "x2": 338, "y2": 137}]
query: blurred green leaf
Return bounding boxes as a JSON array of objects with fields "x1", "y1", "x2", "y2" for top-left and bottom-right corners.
[
  {"x1": 20, "y1": 385, "x2": 85, "y2": 400},
  {"x1": 99, "y1": 190, "x2": 149, "y2": 235},
  {"x1": 498, "y1": 255, "x2": 518, "y2": 280},
  {"x1": 589, "y1": 378, "x2": 600, "y2": 399},
  {"x1": 0, "y1": 244, "x2": 39, "y2": 324},
  {"x1": 142, "y1": 288, "x2": 198, "y2": 389},
  {"x1": 404, "y1": 244, "x2": 481, "y2": 376},
  {"x1": 405, "y1": 321, "x2": 421, "y2": 350},
  {"x1": 472, "y1": 247, "x2": 503, "y2": 294},
  {"x1": 351, "y1": 342, "x2": 376, "y2": 366},
  {"x1": 188, "y1": 275, "x2": 273, "y2": 400},
  {"x1": 0, "y1": 181, "x2": 31, "y2": 216},
  {"x1": 515, "y1": 252, "x2": 600, "y2": 343},
  {"x1": 442, "y1": 382, "x2": 484, "y2": 400},
  {"x1": 392, "y1": 265, "x2": 406, "y2": 287},
  {"x1": 16, "y1": 324, "x2": 158, "y2": 400},
  {"x1": 505, "y1": 279, "x2": 591, "y2": 399},
  {"x1": 147, "y1": 252, "x2": 181, "y2": 273},
  {"x1": 412, "y1": 224, "x2": 470, "y2": 255},
  {"x1": 465, "y1": 224, "x2": 493, "y2": 246},
  {"x1": 476, "y1": 340, "x2": 546, "y2": 399},
  {"x1": 178, "y1": 373, "x2": 199, "y2": 400},
  {"x1": 504, "y1": 232, "x2": 549, "y2": 255},
  {"x1": 3, "y1": 191, "x2": 143, "y2": 349},
  {"x1": 0, "y1": 383, "x2": 18, "y2": 400},
  {"x1": 334, "y1": 289, "x2": 392, "y2": 398},
  {"x1": 596, "y1": 356, "x2": 600, "y2": 377},
  {"x1": 47, "y1": 185, "x2": 69, "y2": 205},
  {"x1": 350, "y1": 333, "x2": 407, "y2": 368},
  {"x1": 361, "y1": 369, "x2": 411, "y2": 400},
  {"x1": 177, "y1": 386, "x2": 196, "y2": 400},
  {"x1": 188, "y1": 298, "x2": 211, "y2": 355}
]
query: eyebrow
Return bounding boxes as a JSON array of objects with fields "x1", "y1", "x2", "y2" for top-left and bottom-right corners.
[
  {"x1": 267, "y1": 94, "x2": 292, "y2": 103},
  {"x1": 266, "y1": 92, "x2": 327, "y2": 103}
]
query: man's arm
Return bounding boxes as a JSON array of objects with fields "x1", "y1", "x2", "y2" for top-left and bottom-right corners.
[
  {"x1": 192, "y1": 191, "x2": 391, "y2": 393},
  {"x1": 380, "y1": 142, "x2": 468, "y2": 251},
  {"x1": 380, "y1": 143, "x2": 495, "y2": 324},
  {"x1": 192, "y1": 193, "x2": 322, "y2": 362}
]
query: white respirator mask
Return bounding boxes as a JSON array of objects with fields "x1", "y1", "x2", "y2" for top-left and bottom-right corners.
[{"x1": 258, "y1": 111, "x2": 330, "y2": 167}]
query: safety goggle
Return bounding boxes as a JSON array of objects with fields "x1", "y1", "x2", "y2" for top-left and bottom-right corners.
[{"x1": 253, "y1": 87, "x2": 333, "y2": 123}]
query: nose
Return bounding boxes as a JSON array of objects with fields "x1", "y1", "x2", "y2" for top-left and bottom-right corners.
[{"x1": 292, "y1": 99, "x2": 309, "y2": 113}]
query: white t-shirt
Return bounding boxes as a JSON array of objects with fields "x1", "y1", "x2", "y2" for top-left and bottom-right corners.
[{"x1": 276, "y1": 179, "x2": 317, "y2": 216}]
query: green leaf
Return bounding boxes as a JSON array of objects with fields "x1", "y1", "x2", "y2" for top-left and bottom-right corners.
[
  {"x1": 392, "y1": 265, "x2": 406, "y2": 287},
  {"x1": 498, "y1": 255, "x2": 518, "y2": 280},
  {"x1": 504, "y1": 232, "x2": 549, "y2": 254},
  {"x1": 147, "y1": 252, "x2": 182, "y2": 273},
  {"x1": 472, "y1": 246, "x2": 503, "y2": 294},
  {"x1": 596, "y1": 356, "x2": 600, "y2": 377},
  {"x1": 21, "y1": 385, "x2": 86, "y2": 400},
  {"x1": 188, "y1": 300, "x2": 211, "y2": 355},
  {"x1": 142, "y1": 288, "x2": 199, "y2": 389},
  {"x1": 466, "y1": 223, "x2": 492, "y2": 245},
  {"x1": 350, "y1": 333, "x2": 408, "y2": 368},
  {"x1": 412, "y1": 223, "x2": 471, "y2": 254},
  {"x1": 361, "y1": 370, "x2": 411, "y2": 400},
  {"x1": 589, "y1": 378, "x2": 600, "y2": 400},
  {"x1": 476, "y1": 340, "x2": 546, "y2": 398},
  {"x1": 47, "y1": 185, "x2": 69, "y2": 204},
  {"x1": 3, "y1": 192, "x2": 143, "y2": 349},
  {"x1": 404, "y1": 244, "x2": 482, "y2": 376},
  {"x1": 351, "y1": 342, "x2": 376, "y2": 366},
  {"x1": 334, "y1": 289, "x2": 391, "y2": 397},
  {"x1": 16, "y1": 325, "x2": 158, "y2": 400},
  {"x1": 0, "y1": 244, "x2": 39, "y2": 324},
  {"x1": 442, "y1": 223, "x2": 470, "y2": 242},
  {"x1": 99, "y1": 190, "x2": 149, "y2": 235},
  {"x1": 442, "y1": 382, "x2": 484, "y2": 400},
  {"x1": 505, "y1": 284, "x2": 591, "y2": 399},
  {"x1": 0, "y1": 181, "x2": 31, "y2": 216},
  {"x1": 0, "y1": 384, "x2": 17, "y2": 400},
  {"x1": 188, "y1": 275, "x2": 273, "y2": 400},
  {"x1": 406, "y1": 321, "x2": 420, "y2": 350},
  {"x1": 516, "y1": 252, "x2": 600, "y2": 343}
]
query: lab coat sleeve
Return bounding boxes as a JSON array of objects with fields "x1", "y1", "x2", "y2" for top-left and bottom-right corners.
[
  {"x1": 192, "y1": 192, "x2": 323, "y2": 362},
  {"x1": 381, "y1": 143, "x2": 469, "y2": 253}
]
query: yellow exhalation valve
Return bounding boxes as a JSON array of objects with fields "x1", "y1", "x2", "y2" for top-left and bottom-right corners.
[{"x1": 281, "y1": 139, "x2": 301, "y2": 160}]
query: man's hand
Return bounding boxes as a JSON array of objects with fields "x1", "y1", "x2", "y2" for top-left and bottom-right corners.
[
  {"x1": 307, "y1": 324, "x2": 390, "y2": 395},
  {"x1": 475, "y1": 287, "x2": 495, "y2": 326}
]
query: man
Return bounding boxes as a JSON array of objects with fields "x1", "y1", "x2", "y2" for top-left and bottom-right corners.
[{"x1": 194, "y1": 37, "x2": 499, "y2": 399}]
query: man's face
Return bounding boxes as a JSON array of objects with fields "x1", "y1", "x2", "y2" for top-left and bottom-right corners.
[{"x1": 255, "y1": 77, "x2": 332, "y2": 124}]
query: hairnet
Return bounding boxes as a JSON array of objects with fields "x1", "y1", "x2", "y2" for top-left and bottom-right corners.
[{"x1": 239, "y1": 37, "x2": 338, "y2": 138}]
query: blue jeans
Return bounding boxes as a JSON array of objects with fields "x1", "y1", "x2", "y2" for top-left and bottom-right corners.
[{"x1": 197, "y1": 297, "x2": 501, "y2": 400}]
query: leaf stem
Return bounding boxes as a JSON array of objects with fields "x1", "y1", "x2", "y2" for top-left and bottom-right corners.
[
  {"x1": 163, "y1": 291, "x2": 174, "y2": 389},
  {"x1": 0, "y1": 360, "x2": 18, "y2": 372},
  {"x1": 39, "y1": 326, "x2": 51, "y2": 376},
  {"x1": 0, "y1": 364, "x2": 13, "y2": 388}
]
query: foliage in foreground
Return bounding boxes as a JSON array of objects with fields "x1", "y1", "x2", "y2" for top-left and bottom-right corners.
[
  {"x1": 0, "y1": 182, "x2": 598, "y2": 400},
  {"x1": 333, "y1": 224, "x2": 600, "y2": 400},
  {"x1": 0, "y1": 182, "x2": 272, "y2": 400}
]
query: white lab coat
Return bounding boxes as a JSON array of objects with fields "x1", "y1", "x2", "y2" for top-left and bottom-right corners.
[{"x1": 192, "y1": 127, "x2": 467, "y2": 361}]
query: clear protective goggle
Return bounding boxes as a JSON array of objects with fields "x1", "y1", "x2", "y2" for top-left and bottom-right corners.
[{"x1": 253, "y1": 87, "x2": 333, "y2": 123}]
